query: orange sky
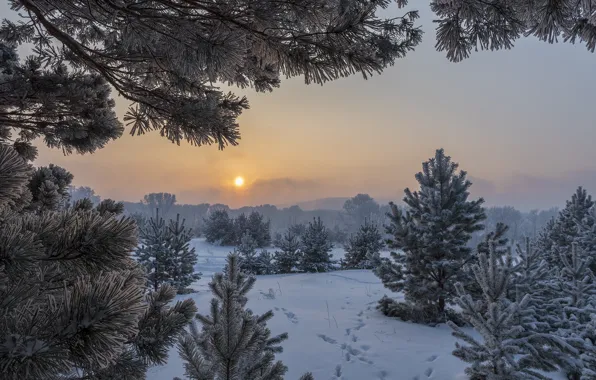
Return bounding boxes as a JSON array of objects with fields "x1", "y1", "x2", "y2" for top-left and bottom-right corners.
[{"x1": 33, "y1": 5, "x2": 596, "y2": 210}]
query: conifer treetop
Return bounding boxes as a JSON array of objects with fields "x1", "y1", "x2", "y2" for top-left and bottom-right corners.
[{"x1": 3, "y1": 0, "x2": 422, "y2": 150}]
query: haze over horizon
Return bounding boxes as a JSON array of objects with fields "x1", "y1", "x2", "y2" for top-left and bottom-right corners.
[{"x1": 18, "y1": 3, "x2": 596, "y2": 211}]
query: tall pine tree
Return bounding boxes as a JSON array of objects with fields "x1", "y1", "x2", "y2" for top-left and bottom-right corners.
[{"x1": 373, "y1": 149, "x2": 485, "y2": 322}]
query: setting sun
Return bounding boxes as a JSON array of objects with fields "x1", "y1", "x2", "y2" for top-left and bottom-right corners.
[{"x1": 234, "y1": 176, "x2": 245, "y2": 187}]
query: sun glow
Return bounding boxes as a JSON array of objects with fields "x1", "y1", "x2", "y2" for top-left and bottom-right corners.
[{"x1": 234, "y1": 176, "x2": 245, "y2": 187}]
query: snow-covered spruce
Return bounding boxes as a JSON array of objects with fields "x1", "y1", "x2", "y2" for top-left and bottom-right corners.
[
  {"x1": 273, "y1": 228, "x2": 302, "y2": 273},
  {"x1": 577, "y1": 206, "x2": 596, "y2": 274},
  {"x1": 513, "y1": 237, "x2": 550, "y2": 303},
  {"x1": 235, "y1": 231, "x2": 261, "y2": 275},
  {"x1": 298, "y1": 217, "x2": 334, "y2": 273},
  {"x1": 373, "y1": 149, "x2": 485, "y2": 323},
  {"x1": 548, "y1": 244, "x2": 596, "y2": 378},
  {"x1": 136, "y1": 210, "x2": 201, "y2": 293},
  {"x1": 343, "y1": 219, "x2": 384, "y2": 269},
  {"x1": 204, "y1": 209, "x2": 236, "y2": 246},
  {"x1": 175, "y1": 254, "x2": 313, "y2": 380},
  {"x1": 247, "y1": 211, "x2": 272, "y2": 248},
  {"x1": 448, "y1": 241, "x2": 575, "y2": 379},
  {"x1": 535, "y1": 187, "x2": 594, "y2": 269},
  {"x1": 167, "y1": 214, "x2": 203, "y2": 294}
]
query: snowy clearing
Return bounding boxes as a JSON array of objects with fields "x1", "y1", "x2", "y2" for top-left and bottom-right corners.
[{"x1": 146, "y1": 239, "x2": 561, "y2": 380}]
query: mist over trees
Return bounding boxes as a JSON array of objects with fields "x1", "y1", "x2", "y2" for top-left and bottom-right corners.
[{"x1": 74, "y1": 185, "x2": 560, "y2": 252}]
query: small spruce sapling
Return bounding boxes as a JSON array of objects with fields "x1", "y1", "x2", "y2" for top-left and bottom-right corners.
[
  {"x1": 449, "y1": 241, "x2": 572, "y2": 379},
  {"x1": 135, "y1": 211, "x2": 201, "y2": 293},
  {"x1": 175, "y1": 254, "x2": 313, "y2": 380},
  {"x1": 247, "y1": 211, "x2": 272, "y2": 247},
  {"x1": 551, "y1": 244, "x2": 596, "y2": 379},
  {"x1": 298, "y1": 217, "x2": 334, "y2": 273},
  {"x1": 135, "y1": 209, "x2": 172, "y2": 291},
  {"x1": 256, "y1": 249, "x2": 276, "y2": 275},
  {"x1": 166, "y1": 214, "x2": 202, "y2": 294},
  {"x1": 236, "y1": 231, "x2": 260, "y2": 275},
  {"x1": 204, "y1": 209, "x2": 235, "y2": 245},
  {"x1": 273, "y1": 228, "x2": 302, "y2": 273},
  {"x1": 343, "y1": 219, "x2": 384, "y2": 269}
]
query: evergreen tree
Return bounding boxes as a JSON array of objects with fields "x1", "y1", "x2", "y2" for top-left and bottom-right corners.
[
  {"x1": 69, "y1": 185, "x2": 101, "y2": 206},
  {"x1": 298, "y1": 217, "x2": 334, "y2": 273},
  {"x1": 538, "y1": 187, "x2": 594, "y2": 268},
  {"x1": 256, "y1": 250, "x2": 276, "y2": 275},
  {"x1": 204, "y1": 209, "x2": 235, "y2": 245},
  {"x1": 462, "y1": 223, "x2": 511, "y2": 306},
  {"x1": 343, "y1": 220, "x2": 384, "y2": 269},
  {"x1": 3, "y1": 1, "x2": 421, "y2": 150},
  {"x1": 97, "y1": 198, "x2": 125, "y2": 215},
  {"x1": 27, "y1": 164, "x2": 74, "y2": 212},
  {"x1": 549, "y1": 244, "x2": 596, "y2": 379},
  {"x1": 534, "y1": 217, "x2": 556, "y2": 257},
  {"x1": 234, "y1": 213, "x2": 250, "y2": 243},
  {"x1": 247, "y1": 211, "x2": 272, "y2": 248},
  {"x1": 175, "y1": 254, "x2": 313, "y2": 380},
  {"x1": 136, "y1": 210, "x2": 173, "y2": 292},
  {"x1": 448, "y1": 242, "x2": 571, "y2": 379},
  {"x1": 373, "y1": 149, "x2": 485, "y2": 322},
  {"x1": 236, "y1": 232, "x2": 260, "y2": 275},
  {"x1": 513, "y1": 237, "x2": 551, "y2": 301},
  {"x1": 509, "y1": 239, "x2": 581, "y2": 375},
  {"x1": 0, "y1": 145, "x2": 195, "y2": 379},
  {"x1": 0, "y1": 42, "x2": 122, "y2": 156},
  {"x1": 577, "y1": 206, "x2": 596, "y2": 274},
  {"x1": 136, "y1": 211, "x2": 201, "y2": 293},
  {"x1": 274, "y1": 229, "x2": 301, "y2": 274},
  {"x1": 166, "y1": 215, "x2": 202, "y2": 294}
]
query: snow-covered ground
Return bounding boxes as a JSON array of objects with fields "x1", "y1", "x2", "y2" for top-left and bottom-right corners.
[{"x1": 146, "y1": 239, "x2": 558, "y2": 380}]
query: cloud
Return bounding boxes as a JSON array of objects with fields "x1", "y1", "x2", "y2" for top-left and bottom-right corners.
[
  {"x1": 465, "y1": 170, "x2": 596, "y2": 210},
  {"x1": 177, "y1": 187, "x2": 223, "y2": 204},
  {"x1": 244, "y1": 177, "x2": 325, "y2": 206}
]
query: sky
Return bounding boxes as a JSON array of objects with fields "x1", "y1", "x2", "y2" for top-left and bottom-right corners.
[{"x1": 13, "y1": 3, "x2": 596, "y2": 210}]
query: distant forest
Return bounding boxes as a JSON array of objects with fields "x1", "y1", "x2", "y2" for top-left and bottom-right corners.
[{"x1": 69, "y1": 187, "x2": 560, "y2": 247}]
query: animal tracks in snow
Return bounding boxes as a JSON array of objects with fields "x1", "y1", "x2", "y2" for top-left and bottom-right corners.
[
  {"x1": 409, "y1": 356, "x2": 438, "y2": 379},
  {"x1": 317, "y1": 334, "x2": 338, "y2": 344},
  {"x1": 280, "y1": 307, "x2": 298, "y2": 324}
]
